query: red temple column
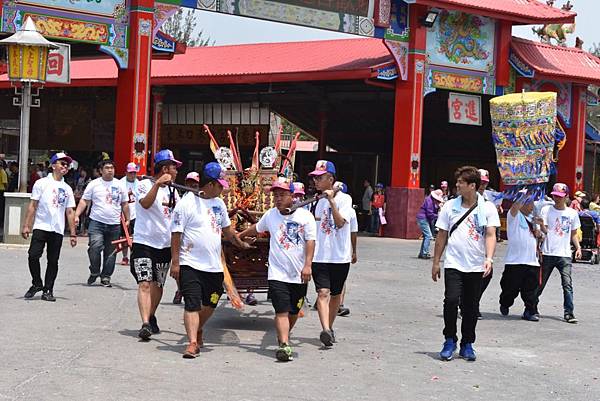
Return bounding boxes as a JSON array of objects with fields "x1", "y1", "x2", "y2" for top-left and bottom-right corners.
[
  {"x1": 114, "y1": 0, "x2": 154, "y2": 176},
  {"x1": 384, "y1": 5, "x2": 427, "y2": 239},
  {"x1": 557, "y1": 84, "x2": 586, "y2": 191},
  {"x1": 150, "y1": 87, "x2": 166, "y2": 172},
  {"x1": 495, "y1": 20, "x2": 512, "y2": 87}
]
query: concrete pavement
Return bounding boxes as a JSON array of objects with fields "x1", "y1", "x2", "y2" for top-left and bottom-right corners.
[{"x1": 0, "y1": 237, "x2": 599, "y2": 401}]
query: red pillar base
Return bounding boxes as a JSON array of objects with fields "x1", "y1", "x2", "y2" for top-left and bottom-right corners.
[{"x1": 383, "y1": 187, "x2": 424, "y2": 239}]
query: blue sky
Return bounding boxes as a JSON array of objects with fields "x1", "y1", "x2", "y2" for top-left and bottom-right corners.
[{"x1": 192, "y1": 0, "x2": 598, "y2": 50}]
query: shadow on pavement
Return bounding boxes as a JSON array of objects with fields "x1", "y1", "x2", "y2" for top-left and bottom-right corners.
[
  {"x1": 414, "y1": 351, "x2": 443, "y2": 361},
  {"x1": 65, "y1": 282, "x2": 137, "y2": 291}
]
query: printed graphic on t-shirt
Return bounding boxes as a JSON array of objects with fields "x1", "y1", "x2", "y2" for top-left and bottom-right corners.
[
  {"x1": 553, "y1": 216, "x2": 571, "y2": 237},
  {"x1": 53, "y1": 187, "x2": 67, "y2": 207},
  {"x1": 106, "y1": 186, "x2": 121, "y2": 205},
  {"x1": 466, "y1": 215, "x2": 485, "y2": 241},
  {"x1": 208, "y1": 206, "x2": 224, "y2": 233},
  {"x1": 161, "y1": 194, "x2": 172, "y2": 218},
  {"x1": 320, "y1": 208, "x2": 335, "y2": 235},
  {"x1": 277, "y1": 221, "x2": 304, "y2": 249},
  {"x1": 173, "y1": 210, "x2": 182, "y2": 226}
]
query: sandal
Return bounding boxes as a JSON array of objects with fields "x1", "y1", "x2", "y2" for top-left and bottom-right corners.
[{"x1": 182, "y1": 342, "x2": 199, "y2": 359}]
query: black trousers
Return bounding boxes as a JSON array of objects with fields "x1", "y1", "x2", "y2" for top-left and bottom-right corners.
[
  {"x1": 477, "y1": 270, "x2": 493, "y2": 313},
  {"x1": 28, "y1": 229, "x2": 64, "y2": 291},
  {"x1": 499, "y1": 264, "x2": 539, "y2": 314},
  {"x1": 444, "y1": 268, "x2": 483, "y2": 344}
]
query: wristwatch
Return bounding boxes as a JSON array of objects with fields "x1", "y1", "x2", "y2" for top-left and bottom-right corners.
[{"x1": 485, "y1": 258, "x2": 494, "y2": 264}]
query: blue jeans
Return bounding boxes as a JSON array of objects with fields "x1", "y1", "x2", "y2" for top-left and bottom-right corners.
[
  {"x1": 370, "y1": 207, "x2": 381, "y2": 234},
  {"x1": 87, "y1": 219, "x2": 121, "y2": 278},
  {"x1": 417, "y1": 218, "x2": 432, "y2": 257},
  {"x1": 536, "y1": 255, "x2": 574, "y2": 315}
]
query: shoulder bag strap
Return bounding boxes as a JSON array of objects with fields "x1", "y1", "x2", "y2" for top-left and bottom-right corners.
[{"x1": 448, "y1": 202, "x2": 478, "y2": 238}]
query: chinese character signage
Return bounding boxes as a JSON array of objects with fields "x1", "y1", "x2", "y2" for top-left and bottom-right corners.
[
  {"x1": 448, "y1": 93, "x2": 481, "y2": 126},
  {"x1": 46, "y1": 43, "x2": 70, "y2": 84}
]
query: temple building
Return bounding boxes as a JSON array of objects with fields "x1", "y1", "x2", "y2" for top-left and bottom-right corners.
[{"x1": 2, "y1": 0, "x2": 600, "y2": 238}]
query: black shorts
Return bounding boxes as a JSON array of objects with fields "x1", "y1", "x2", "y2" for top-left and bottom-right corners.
[
  {"x1": 130, "y1": 243, "x2": 171, "y2": 287},
  {"x1": 268, "y1": 280, "x2": 307, "y2": 315},
  {"x1": 312, "y1": 262, "x2": 350, "y2": 296},
  {"x1": 179, "y1": 265, "x2": 224, "y2": 312},
  {"x1": 121, "y1": 218, "x2": 135, "y2": 237}
]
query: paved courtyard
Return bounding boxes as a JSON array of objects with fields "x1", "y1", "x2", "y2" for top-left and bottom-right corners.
[{"x1": 1, "y1": 236, "x2": 599, "y2": 401}]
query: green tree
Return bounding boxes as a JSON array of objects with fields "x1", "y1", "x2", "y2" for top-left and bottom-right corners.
[
  {"x1": 591, "y1": 43, "x2": 600, "y2": 58},
  {"x1": 162, "y1": 9, "x2": 214, "y2": 47},
  {"x1": 281, "y1": 117, "x2": 314, "y2": 141}
]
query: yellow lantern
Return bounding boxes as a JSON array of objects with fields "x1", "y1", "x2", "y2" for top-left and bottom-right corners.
[{"x1": 1, "y1": 17, "x2": 58, "y2": 83}]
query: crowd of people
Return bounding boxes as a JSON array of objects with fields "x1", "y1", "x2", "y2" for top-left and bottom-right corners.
[
  {"x1": 358, "y1": 179, "x2": 386, "y2": 235},
  {"x1": 19, "y1": 151, "x2": 358, "y2": 362},
  {"x1": 12, "y1": 150, "x2": 593, "y2": 363}
]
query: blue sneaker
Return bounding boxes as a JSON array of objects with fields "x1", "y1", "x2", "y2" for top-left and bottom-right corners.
[
  {"x1": 439, "y1": 338, "x2": 456, "y2": 361},
  {"x1": 459, "y1": 343, "x2": 476, "y2": 361}
]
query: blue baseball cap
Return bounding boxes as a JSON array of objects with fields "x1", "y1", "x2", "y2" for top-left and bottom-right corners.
[
  {"x1": 309, "y1": 160, "x2": 336, "y2": 177},
  {"x1": 154, "y1": 149, "x2": 182, "y2": 167},
  {"x1": 50, "y1": 152, "x2": 73, "y2": 165},
  {"x1": 203, "y1": 162, "x2": 229, "y2": 189}
]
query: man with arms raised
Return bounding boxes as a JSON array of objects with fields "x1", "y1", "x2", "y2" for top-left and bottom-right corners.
[
  {"x1": 432, "y1": 166, "x2": 499, "y2": 362},
  {"x1": 131, "y1": 150, "x2": 180, "y2": 340}
]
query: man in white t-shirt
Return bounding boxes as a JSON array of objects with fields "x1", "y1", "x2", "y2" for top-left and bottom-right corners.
[
  {"x1": 475, "y1": 168, "x2": 503, "y2": 318},
  {"x1": 75, "y1": 159, "x2": 129, "y2": 288},
  {"x1": 170, "y1": 162, "x2": 250, "y2": 358},
  {"x1": 432, "y1": 166, "x2": 500, "y2": 362},
  {"x1": 172, "y1": 171, "x2": 201, "y2": 306},
  {"x1": 499, "y1": 193, "x2": 542, "y2": 321},
  {"x1": 309, "y1": 160, "x2": 354, "y2": 347},
  {"x1": 535, "y1": 183, "x2": 581, "y2": 324},
  {"x1": 119, "y1": 162, "x2": 139, "y2": 266},
  {"x1": 130, "y1": 150, "x2": 181, "y2": 341},
  {"x1": 239, "y1": 176, "x2": 316, "y2": 362},
  {"x1": 336, "y1": 182, "x2": 357, "y2": 317},
  {"x1": 21, "y1": 153, "x2": 77, "y2": 302}
]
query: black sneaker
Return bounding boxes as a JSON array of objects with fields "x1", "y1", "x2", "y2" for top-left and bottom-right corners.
[
  {"x1": 500, "y1": 305, "x2": 509, "y2": 316},
  {"x1": 41, "y1": 290, "x2": 56, "y2": 302},
  {"x1": 337, "y1": 306, "x2": 350, "y2": 317},
  {"x1": 564, "y1": 313, "x2": 578, "y2": 324},
  {"x1": 138, "y1": 323, "x2": 152, "y2": 341},
  {"x1": 100, "y1": 277, "x2": 112, "y2": 288},
  {"x1": 331, "y1": 329, "x2": 337, "y2": 343},
  {"x1": 24, "y1": 286, "x2": 43, "y2": 299},
  {"x1": 149, "y1": 315, "x2": 160, "y2": 334},
  {"x1": 319, "y1": 330, "x2": 334, "y2": 346},
  {"x1": 477, "y1": 312, "x2": 483, "y2": 320},
  {"x1": 522, "y1": 310, "x2": 539, "y2": 322},
  {"x1": 87, "y1": 275, "x2": 98, "y2": 286}
]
